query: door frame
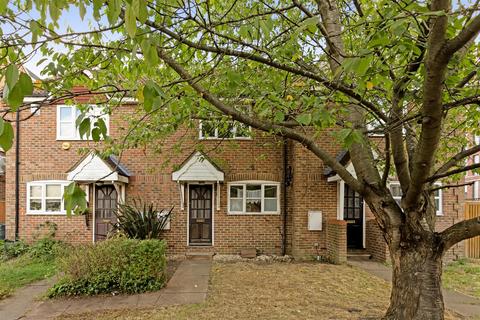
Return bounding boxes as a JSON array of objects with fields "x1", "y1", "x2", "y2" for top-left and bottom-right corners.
[
  {"x1": 337, "y1": 180, "x2": 365, "y2": 248},
  {"x1": 92, "y1": 182, "x2": 124, "y2": 242},
  {"x1": 186, "y1": 183, "x2": 215, "y2": 246}
]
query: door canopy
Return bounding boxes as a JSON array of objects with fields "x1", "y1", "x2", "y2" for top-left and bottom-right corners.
[
  {"x1": 67, "y1": 153, "x2": 130, "y2": 183},
  {"x1": 172, "y1": 151, "x2": 224, "y2": 182}
]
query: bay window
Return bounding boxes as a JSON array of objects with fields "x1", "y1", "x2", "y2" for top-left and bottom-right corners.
[{"x1": 228, "y1": 182, "x2": 280, "y2": 214}]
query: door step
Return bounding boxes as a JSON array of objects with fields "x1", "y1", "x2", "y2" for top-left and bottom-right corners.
[
  {"x1": 185, "y1": 251, "x2": 214, "y2": 260},
  {"x1": 347, "y1": 249, "x2": 372, "y2": 260}
]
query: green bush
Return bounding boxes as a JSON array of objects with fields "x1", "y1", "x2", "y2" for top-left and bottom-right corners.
[
  {"x1": 28, "y1": 238, "x2": 66, "y2": 261},
  {"x1": 1, "y1": 240, "x2": 30, "y2": 261},
  {"x1": 48, "y1": 237, "x2": 167, "y2": 297}
]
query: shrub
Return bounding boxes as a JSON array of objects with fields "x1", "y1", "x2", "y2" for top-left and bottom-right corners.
[
  {"x1": 113, "y1": 200, "x2": 173, "y2": 240},
  {"x1": 28, "y1": 238, "x2": 66, "y2": 261},
  {"x1": 48, "y1": 237, "x2": 167, "y2": 297},
  {"x1": 1, "y1": 240, "x2": 30, "y2": 261}
]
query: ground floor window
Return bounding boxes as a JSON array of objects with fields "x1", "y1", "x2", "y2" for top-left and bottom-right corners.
[
  {"x1": 389, "y1": 181, "x2": 442, "y2": 215},
  {"x1": 228, "y1": 182, "x2": 280, "y2": 214},
  {"x1": 27, "y1": 181, "x2": 87, "y2": 214}
]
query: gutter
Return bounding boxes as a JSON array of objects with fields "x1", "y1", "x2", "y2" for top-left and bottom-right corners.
[
  {"x1": 282, "y1": 138, "x2": 290, "y2": 256},
  {"x1": 15, "y1": 110, "x2": 20, "y2": 240}
]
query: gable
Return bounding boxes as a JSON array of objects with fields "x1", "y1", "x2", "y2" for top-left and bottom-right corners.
[
  {"x1": 67, "y1": 153, "x2": 129, "y2": 183},
  {"x1": 172, "y1": 151, "x2": 224, "y2": 182}
]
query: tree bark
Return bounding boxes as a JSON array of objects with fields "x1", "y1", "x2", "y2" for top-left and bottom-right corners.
[{"x1": 384, "y1": 237, "x2": 445, "y2": 320}]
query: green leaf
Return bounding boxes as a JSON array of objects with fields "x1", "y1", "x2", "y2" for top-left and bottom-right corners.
[
  {"x1": 125, "y1": 3, "x2": 137, "y2": 38},
  {"x1": 5, "y1": 84, "x2": 24, "y2": 109},
  {"x1": 78, "y1": 118, "x2": 91, "y2": 139},
  {"x1": 18, "y1": 73, "x2": 33, "y2": 96},
  {"x1": 107, "y1": 0, "x2": 121, "y2": 25},
  {"x1": 0, "y1": 122, "x2": 14, "y2": 152},
  {"x1": 274, "y1": 111, "x2": 285, "y2": 123},
  {"x1": 143, "y1": 81, "x2": 164, "y2": 112},
  {"x1": 0, "y1": 118, "x2": 4, "y2": 137},
  {"x1": 79, "y1": 2, "x2": 86, "y2": 20},
  {"x1": 5, "y1": 64, "x2": 19, "y2": 89},
  {"x1": 63, "y1": 182, "x2": 87, "y2": 216},
  {"x1": 0, "y1": 0, "x2": 7, "y2": 14},
  {"x1": 94, "y1": 118, "x2": 108, "y2": 139},
  {"x1": 296, "y1": 113, "x2": 312, "y2": 125},
  {"x1": 137, "y1": 0, "x2": 148, "y2": 23},
  {"x1": 91, "y1": 127, "x2": 101, "y2": 141}
]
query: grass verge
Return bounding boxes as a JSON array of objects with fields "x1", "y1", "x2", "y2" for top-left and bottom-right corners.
[
  {"x1": 443, "y1": 258, "x2": 480, "y2": 298},
  {"x1": 0, "y1": 255, "x2": 56, "y2": 300}
]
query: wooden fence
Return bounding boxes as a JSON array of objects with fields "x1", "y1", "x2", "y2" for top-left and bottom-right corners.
[
  {"x1": 0, "y1": 201, "x2": 5, "y2": 224},
  {"x1": 465, "y1": 201, "x2": 480, "y2": 259}
]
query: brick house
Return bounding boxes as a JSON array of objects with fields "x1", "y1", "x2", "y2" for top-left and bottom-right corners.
[{"x1": 1, "y1": 89, "x2": 465, "y2": 262}]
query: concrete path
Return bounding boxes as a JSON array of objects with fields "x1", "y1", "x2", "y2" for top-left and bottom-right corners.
[
  {"x1": 0, "y1": 258, "x2": 212, "y2": 320},
  {"x1": 349, "y1": 258, "x2": 480, "y2": 319}
]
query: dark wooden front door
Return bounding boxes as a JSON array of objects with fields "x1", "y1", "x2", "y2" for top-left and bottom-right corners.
[
  {"x1": 344, "y1": 184, "x2": 364, "y2": 248},
  {"x1": 95, "y1": 185, "x2": 118, "y2": 241},
  {"x1": 189, "y1": 185, "x2": 213, "y2": 245}
]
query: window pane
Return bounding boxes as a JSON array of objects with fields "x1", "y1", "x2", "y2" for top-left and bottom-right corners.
[
  {"x1": 230, "y1": 199, "x2": 243, "y2": 212},
  {"x1": 264, "y1": 185, "x2": 277, "y2": 198},
  {"x1": 30, "y1": 199, "x2": 42, "y2": 211},
  {"x1": 60, "y1": 123, "x2": 74, "y2": 137},
  {"x1": 264, "y1": 199, "x2": 277, "y2": 211},
  {"x1": 30, "y1": 185, "x2": 42, "y2": 198},
  {"x1": 46, "y1": 199, "x2": 61, "y2": 212},
  {"x1": 46, "y1": 184, "x2": 61, "y2": 198},
  {"x1": 201, "y1": 121, "x2": 216, "y2": 138},
  {"x1": 390, "y1": 184, "x2": 402, "y2": 197},
  {"x1": 235, "y1": 123, "x2": 251, "y2": 137},
  {"x1": 230, "y1": 185, "x2": 243, "y2": 198},
  {"x1": 60, "y1": 107, "x2": 72, "y2": 121},
  {"x1": 246, "y1": 199, "x2": 261, "y2": 212},
  {"x1": 246, "y1": 185, "x2": 261, "y2": 198},
  {"x1": 435, "y1": 198, "x2": 440, "y2": 210}
]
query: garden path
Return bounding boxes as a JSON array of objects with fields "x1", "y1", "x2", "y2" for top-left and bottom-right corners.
[{"x1": 0, "y1": 258, "x2": 212, "y2": 320}]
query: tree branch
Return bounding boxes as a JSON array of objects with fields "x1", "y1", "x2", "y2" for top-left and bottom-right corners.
[
  {"x1": 444, "y1": 14, "x2": 480, "y2": 56},
  {"x1": 427, "y1": 162, "x2": 480, "y2": 182},
  {"x1": 441, "y1": 216, "x2": 480, "y2": 251},
  {"x1": 429, "y1": 181, "x2": 473, "y2": 192},
  {"x1": 156, "y1": 47, "x2": 365, "y2": 193},
  {"x1": 433, "y1": 144, "x2": 480, "y2": 177}
]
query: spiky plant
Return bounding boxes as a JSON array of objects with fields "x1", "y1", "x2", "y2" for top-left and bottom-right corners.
[{"x1": 113, "y1": 200, "x2": 173, "y2": 240}]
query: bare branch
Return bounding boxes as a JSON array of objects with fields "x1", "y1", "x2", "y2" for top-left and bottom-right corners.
[
  {"x1": 441, "y1": 216, "x2": 480, "y2": 251},
  {"x1": 433, "y1": 144, "x2": 480, "y2": 177},
  {"x1": 444, "y1": 14, "x2": 480, "y2": 56},
  {"x1": 427, "y1": 162, "x2": 480, "y2": 182}
]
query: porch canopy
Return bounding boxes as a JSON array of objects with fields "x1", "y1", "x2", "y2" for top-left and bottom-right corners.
[
  {"x1": 67, "y1": 153, "x2": 131, "y2": 183},
  {"x1": 172, "y1": 151, "x2": 224, "y2": 182},
  {"x1": 172, "y1": 151, "x2": 224, "y2": 211}
]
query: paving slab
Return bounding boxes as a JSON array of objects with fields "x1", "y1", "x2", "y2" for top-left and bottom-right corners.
[
  {"x1": 349, "y1": 258, "x2": 480, "y2": 319},
  {"x1": 7, "y1": 258, "x2": 213, "y2": 320}
]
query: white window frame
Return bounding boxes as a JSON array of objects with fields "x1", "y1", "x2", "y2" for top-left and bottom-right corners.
[
  {"x1": 198, "y1": 120, "x2": 252, "y2": 140},
  {"x1": 26, "y1": 181, "x2": 71, "y2": 215},
  {"x1": 56, "y1": 105, "x2": 109, "y2": 141},
  {"x1": 388, "y1": 181, "x2": 442, "y2": 215},
  {"x1": 227, "y1": 181, "x2": 280, "y2": 215}
]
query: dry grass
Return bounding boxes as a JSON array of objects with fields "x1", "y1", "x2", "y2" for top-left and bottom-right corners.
[
  {"x1": 443, "y1": 259, "x2": 480, "y2": 299},
  {"x1": 58, "y1": 262, "x2": 461, "y2": 320}
]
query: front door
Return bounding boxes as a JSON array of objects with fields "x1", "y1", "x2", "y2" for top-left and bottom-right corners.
[
  {"x1": 189, "y1": 185, "x2": 213, "y2": 245},
  {"x1": 344, "y1": 184, "x2": 364, "y2": 248},
  {"x1": 95, "y1": 185, "x2": 118, "y2": 241}
]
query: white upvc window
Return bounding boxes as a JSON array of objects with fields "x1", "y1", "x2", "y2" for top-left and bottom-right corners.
[
  {"x1": 389, "y1": 182, "x2": 442, "y2": 215},
  {"x1": 27, "y1": 181, "x2": 71, "y2": 215},
  {"x1": 228, "y1": 181, "x2": 280, "y2": 214},
  {"x1": 199, "y1": 120, "x2": 251, "y2": 140},
  {"x1": 56, "y1": 105, "x2": 109, "y2": 140}
]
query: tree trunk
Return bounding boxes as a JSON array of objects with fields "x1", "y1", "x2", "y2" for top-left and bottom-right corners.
[{"x1": 384, "y1": 244, "x2": 445, "y2": 320}]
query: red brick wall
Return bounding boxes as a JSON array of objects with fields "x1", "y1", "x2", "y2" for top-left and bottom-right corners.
[{"x1": 326, "y1": 219, "x2": 347, "y2": 264}]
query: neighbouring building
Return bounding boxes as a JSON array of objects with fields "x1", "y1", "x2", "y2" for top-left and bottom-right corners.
[{"x1": 0, "y1": 87, "x2": 466, "y2": 262}]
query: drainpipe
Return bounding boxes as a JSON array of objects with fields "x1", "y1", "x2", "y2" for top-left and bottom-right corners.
[
  {"x1": 282, "y1": 138, "x2": 289, "y2": 256},
  {"x1": 15, "y1": 109, "x2": 20, "y2": 241}
]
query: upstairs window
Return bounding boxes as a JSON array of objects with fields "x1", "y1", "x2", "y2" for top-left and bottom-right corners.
[
  {"x1": 228, "y1": 182, "x2": 279, "y2": 214},
  {"x1": 389, "y1": 182, "x2": 442, "y2": 215},
  {"x1": 57, "y1": 105, "x2": 109, "y2": 140},
  {"x1": 199, "y1": 120, "x2": 251, "y2": 139}
]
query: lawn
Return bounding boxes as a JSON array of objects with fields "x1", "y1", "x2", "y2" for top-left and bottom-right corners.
[
  {"x1": 0, "y1": 255, "x2": 56, "y2": 299},
  {"x1": 443, "y1": 259, "x2": 480, "y2": 298},
  {"x1": 57, "y1": 262, "x2": 461, "y2": 320}
]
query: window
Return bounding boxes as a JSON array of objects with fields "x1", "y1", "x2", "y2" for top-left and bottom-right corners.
[
  {"x1": 228, "y1": 182, "x2": 280, "y2": 214},
  {"x1": 27, "y1": 181, "x2": 72, "y2": 214},
  {"x1": 199, "y1": 120, "x2": 251, "y2": 139},
  {"x1": 474, "y1": 155, "x2": 480, "y2": 176},
  {"x1": 56, "y1": 105, "x2": 109, "y2": 140},
  {"x1": 475, "y1": 135, "x2": 480, "y2": 145},
  {"x1": 389, "y1": 182, "x2": 442, "y2": 215}
]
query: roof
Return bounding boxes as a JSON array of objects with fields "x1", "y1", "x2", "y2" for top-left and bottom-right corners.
[
  {"x1": 323, "y1": 150, "x2": 350, "y2": 177},
  {"x1": 66, "y1": 153, "x2": 131, "y2": 183},
  {"x1": 172, "y1": 151, "x2": 224, "y2": 182}
]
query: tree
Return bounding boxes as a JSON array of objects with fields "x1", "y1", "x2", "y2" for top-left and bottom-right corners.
[{"x1": 1, "y1": 0, "x2": 480, "y2": 318}]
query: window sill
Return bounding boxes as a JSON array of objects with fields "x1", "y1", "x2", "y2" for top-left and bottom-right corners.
[
  {"x1": 227, "y1": 212, "x2": 280, "y2": 216},
  {"x1": 26, "y1": 212, "x2": 67, "y2": 216}
]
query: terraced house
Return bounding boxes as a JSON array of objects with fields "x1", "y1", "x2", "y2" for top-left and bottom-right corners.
[{"x1": 1, "y1": 87, "x2": 466, "y2": 262}]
